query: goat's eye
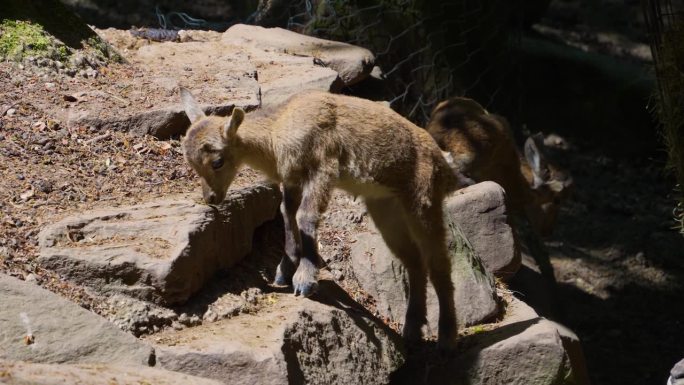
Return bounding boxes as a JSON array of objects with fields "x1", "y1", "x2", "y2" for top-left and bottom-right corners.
[{"x1": 211, "y1": 158, "x2": 224, "y2": 170}]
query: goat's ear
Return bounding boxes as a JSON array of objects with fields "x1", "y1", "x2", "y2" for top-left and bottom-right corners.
[
  {"x1": 524, "y1": 133, "x2": 549, "y2": 186},
  {"x1": 223, "y1": 108, "x2": 245, "y2": 139},
  {"x1": 180, "y1": 87, "x2": 205, "y2": 124}
]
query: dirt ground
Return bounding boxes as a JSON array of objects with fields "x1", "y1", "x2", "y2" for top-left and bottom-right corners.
[
  {"x1": 530, "y1": 1, "x2": 684, "y2": 384},
  {"x1": 0, "y1": 61, "x2": 262, "y2": 313},
  {"x1": 532, "y1": 139, "x2": 683, "y2": 385}
]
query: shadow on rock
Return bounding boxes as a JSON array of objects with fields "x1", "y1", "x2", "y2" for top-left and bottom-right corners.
[
  {"x1": 311, "y1": 279, "x2": 403, "y2": 351},
  {"x1": 390, "y1": 318, "x2": 541, "y2": 385},
  {"x1": 174, "y1": 217, "x2": 286, "y2": 319}
]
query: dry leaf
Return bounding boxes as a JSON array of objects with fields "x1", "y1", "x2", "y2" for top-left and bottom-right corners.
[
  {"x1": 20, "y1": 189, "x2": 34, "y2": 201},
  {"x1": 24, "y1": 334, "x2": 35, "y2": 345}
]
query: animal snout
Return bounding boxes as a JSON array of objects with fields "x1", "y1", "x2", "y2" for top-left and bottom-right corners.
[{"x1": 204, "y1": 191, "x2": 220, "y2": 204}]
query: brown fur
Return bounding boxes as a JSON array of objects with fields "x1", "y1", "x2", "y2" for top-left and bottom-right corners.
[
  {"x1": 426, "y1": 97, "x2": 573, "y2": 237},
  {"x1": 180, "y1": 88, "x2": 472, "y2": 348}
]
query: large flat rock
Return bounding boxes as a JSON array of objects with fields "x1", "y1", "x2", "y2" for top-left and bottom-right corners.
[
  {"x1": 223, "y1": 24, "x2": 375, "y2": 87},
  {"x1": 243, "y1": 46, "x2": 341, "y2": 107},
  {"x1": 0, "y1": 360, "x2": 223, "y2": 385},
  {"x1": 0, "y1": 274, "x2": 153, "y2": 366},
  {"x1": 70, "y1": 26, "x2": 374, "y2": 137},
  {"x1": 350, "y1": 212, "x2": 501, "y2": 333},
  {"x1": 392, "y1": 297, "x2": 590, "y2": 385},
  {"x1": 447, "y1": 181, "x2": 520, "y2": 280},
  {"x1": 148, "y1": 282, "x2": 404, "y2": 385},
  {"x1": 38, "y1": 184, "x2": 280, "y2": 305},
  {"x1": 68, "y1": 41, "x2": 261, "y2": 139}
]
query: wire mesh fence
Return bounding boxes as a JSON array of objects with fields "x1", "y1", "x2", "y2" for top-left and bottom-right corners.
[
  {"x1": 252, "y1": 0, "x2": 526, "y2": 125},
  {"x1": 642, "y1": 0, "x2": 684, "y2": 232},
  {"x1": 63, "y1": 0, "x2": 531, "y2": 125}
]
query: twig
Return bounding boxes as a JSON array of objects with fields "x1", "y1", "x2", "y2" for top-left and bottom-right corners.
[
  {"x1": 84, "y1": 131, "x2": 111, "y2": 145},
  {"x1": 0, "y1": 104, "x2": 15, "y2": 117},
  {"x1": 5, "y1": 139, "x2": 26, "y2": 153}
]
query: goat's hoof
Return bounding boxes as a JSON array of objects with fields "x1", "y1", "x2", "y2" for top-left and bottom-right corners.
[
  {"x1": 273, "y1": 270, "x2": 292, "y2": 286},
  {"x1": 274, "y1": 260, "x2": 295, "y2": 286},
  {"x1": 437, "y1": 335, "x2": 458, "y2": 353},
  {"x1": 293, "y1": 281, "x2": 319, "y2": 297},
  {"x1": 402, "y1": 326, "x2": 423, "y2": 344}
]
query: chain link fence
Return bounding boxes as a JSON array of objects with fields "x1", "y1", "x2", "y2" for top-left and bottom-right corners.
[
  {"x1": 643, "y1": 0, "x2": 684, "y2": 232},
  {"x1": 63, "y1": 0, "x2": 538, "y2": 125},
  {"x1": 253, "y1": 0, "x2": 526, "y2": 125}
]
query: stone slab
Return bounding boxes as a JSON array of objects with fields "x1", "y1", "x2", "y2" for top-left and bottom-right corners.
[
  {"x1": 149, "y1": 282, "x2": 404, "y2": 385},
  {"x1": 38, "y1": 184, "x2": 280, "y2": 305},
  {"x1": 0, "y1": 274, "x2": 153, "y2": 366}
]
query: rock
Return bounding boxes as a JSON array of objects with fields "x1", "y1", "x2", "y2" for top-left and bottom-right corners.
[
  {"x1": 244, "y1": 47, "x2": 341, "y2": 107},
  {"x1": 38, "y1": 184, "x2": 280, "y2": 305},
  {"x1": 453, "y1": 301, "x2": 577, "y2": 385},
  {"x1": 446, "y1": 181, "x2": 520, "y2": 280},
  {"x1": 222, "y1": 24, "x2": 375, "y2": 87},
  {"x1": 0, "y1": 360, "x2": 223, "y2": 385},
  {"x1": 392, "y1": 297, "x2": 590, "y2": 385},
  {"x1": 69, "y1": 41, "x2": 260, "y2": 139},
  {"x1": 105, "y1": 294, "x2": 178, "y2": 337},
  {"x1": 671, "y1": 358, "x2": 684, "y2": 385},
  {"x1": 350, "y1": 212, "x2": 500, "y2": 332},
  {"x1": 71, "y1": 27, "x2": 374, "y2": 136},
  {"x1": 0, "y1": 274, "x2": 153, "y2": 365},
  {"x1": 149, "y1": 282, "x2": 404, "y2": 385},
  {"x1": 548, "y1": 320, "x2": 591, "y2": 385}
]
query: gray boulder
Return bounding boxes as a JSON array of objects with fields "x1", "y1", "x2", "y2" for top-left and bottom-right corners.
[
  {"x1": 0, "y1": 274, "x2": 153, "y2": 365},
  {"x1": 0, "y1": 360, "x2": 223, "y2": 385},
  {"x1": 350, "y1": 212, "x2": 500, "y2": 333},
  {"x1": 392, "y1": 297, "x2": 590, "y2": 385},
  {"x1": 38, "y1": 184, "x2": 280, "y2": 305},
  {"x1": 548, "y1": 320, "x2": 592, "y2": 385},
  {"x1": 447, "y1": 181, "x2": 520, "y2": 280},
  {"x1": 150, "y1": 282, "x2": 404, "y2": 385},
  {"x1": 671, "y1": 358, "x2": 684, "y2": 385},
  {"x1": 241, "y1": 45, "x2": 341, "y2": 107},
  {"x1": 222, "y1": 24, "x2": 375, "y2": 87}
]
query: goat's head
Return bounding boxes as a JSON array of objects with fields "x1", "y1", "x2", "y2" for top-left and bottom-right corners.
[
  {"x1": 180, "y1": 87, "x2": 245, "y2": 204},
  {"x1": 523, "y1": 133, "x2": 574, "y2": 237}
]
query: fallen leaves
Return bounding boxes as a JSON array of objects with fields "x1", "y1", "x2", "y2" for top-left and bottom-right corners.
[{"x1": 19, "y1": 189, "x2": 35, "y2": 201}]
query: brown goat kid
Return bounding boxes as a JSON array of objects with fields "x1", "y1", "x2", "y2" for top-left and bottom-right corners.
[
  {"x1": 180, "y1": 88, "x2": 472, "y2": 348},
  {"x1": 426, "y1": 97, "x2": 573, "y2": 237}
]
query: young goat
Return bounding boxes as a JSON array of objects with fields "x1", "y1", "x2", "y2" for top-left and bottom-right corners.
[
  {"x1": 180, "y1": 88, "x2": 471, "y2": 348},
  {"x1": 426, "y1": 97, "x2": 573, "y2": 237}
]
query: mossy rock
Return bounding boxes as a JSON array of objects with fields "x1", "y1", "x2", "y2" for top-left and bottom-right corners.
[
  {"x1": 0, "y1": 20, "x2": 69, "y2": 61},
  {"x1": 0, "y1": 0, "x2": 122, "y2": 66}
]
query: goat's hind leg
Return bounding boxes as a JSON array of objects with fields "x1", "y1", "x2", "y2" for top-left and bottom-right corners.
[
  {"x1": 407, "y1": 205, "x2": 458, "y2": 350},
  {"x1": 366, "y1": 198, "x2": 427, "y2": 343},
  {"x1": 274, "y1": 184, "x2": 302, "y2": 286}
]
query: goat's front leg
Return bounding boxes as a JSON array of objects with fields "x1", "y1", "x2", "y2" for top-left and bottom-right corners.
[
  {"x1": 292, "y1": 172, "x2": 332, "y2": 297},
  {"x1": 274, "y1": 184, "x2": 302, "y2": 286}
]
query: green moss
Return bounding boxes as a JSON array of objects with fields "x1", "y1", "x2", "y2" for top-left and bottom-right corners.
[
  {"x1": 0, "y1": 20, "x2": 69, "y2": 61},
  {"x1": 84, "y1": 36, "x2": 124, "y2": 63}
]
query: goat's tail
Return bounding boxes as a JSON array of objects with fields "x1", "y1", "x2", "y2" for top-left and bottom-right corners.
[{"x1": 442, "y1": 150, "x2": 475, "y2": 192}]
